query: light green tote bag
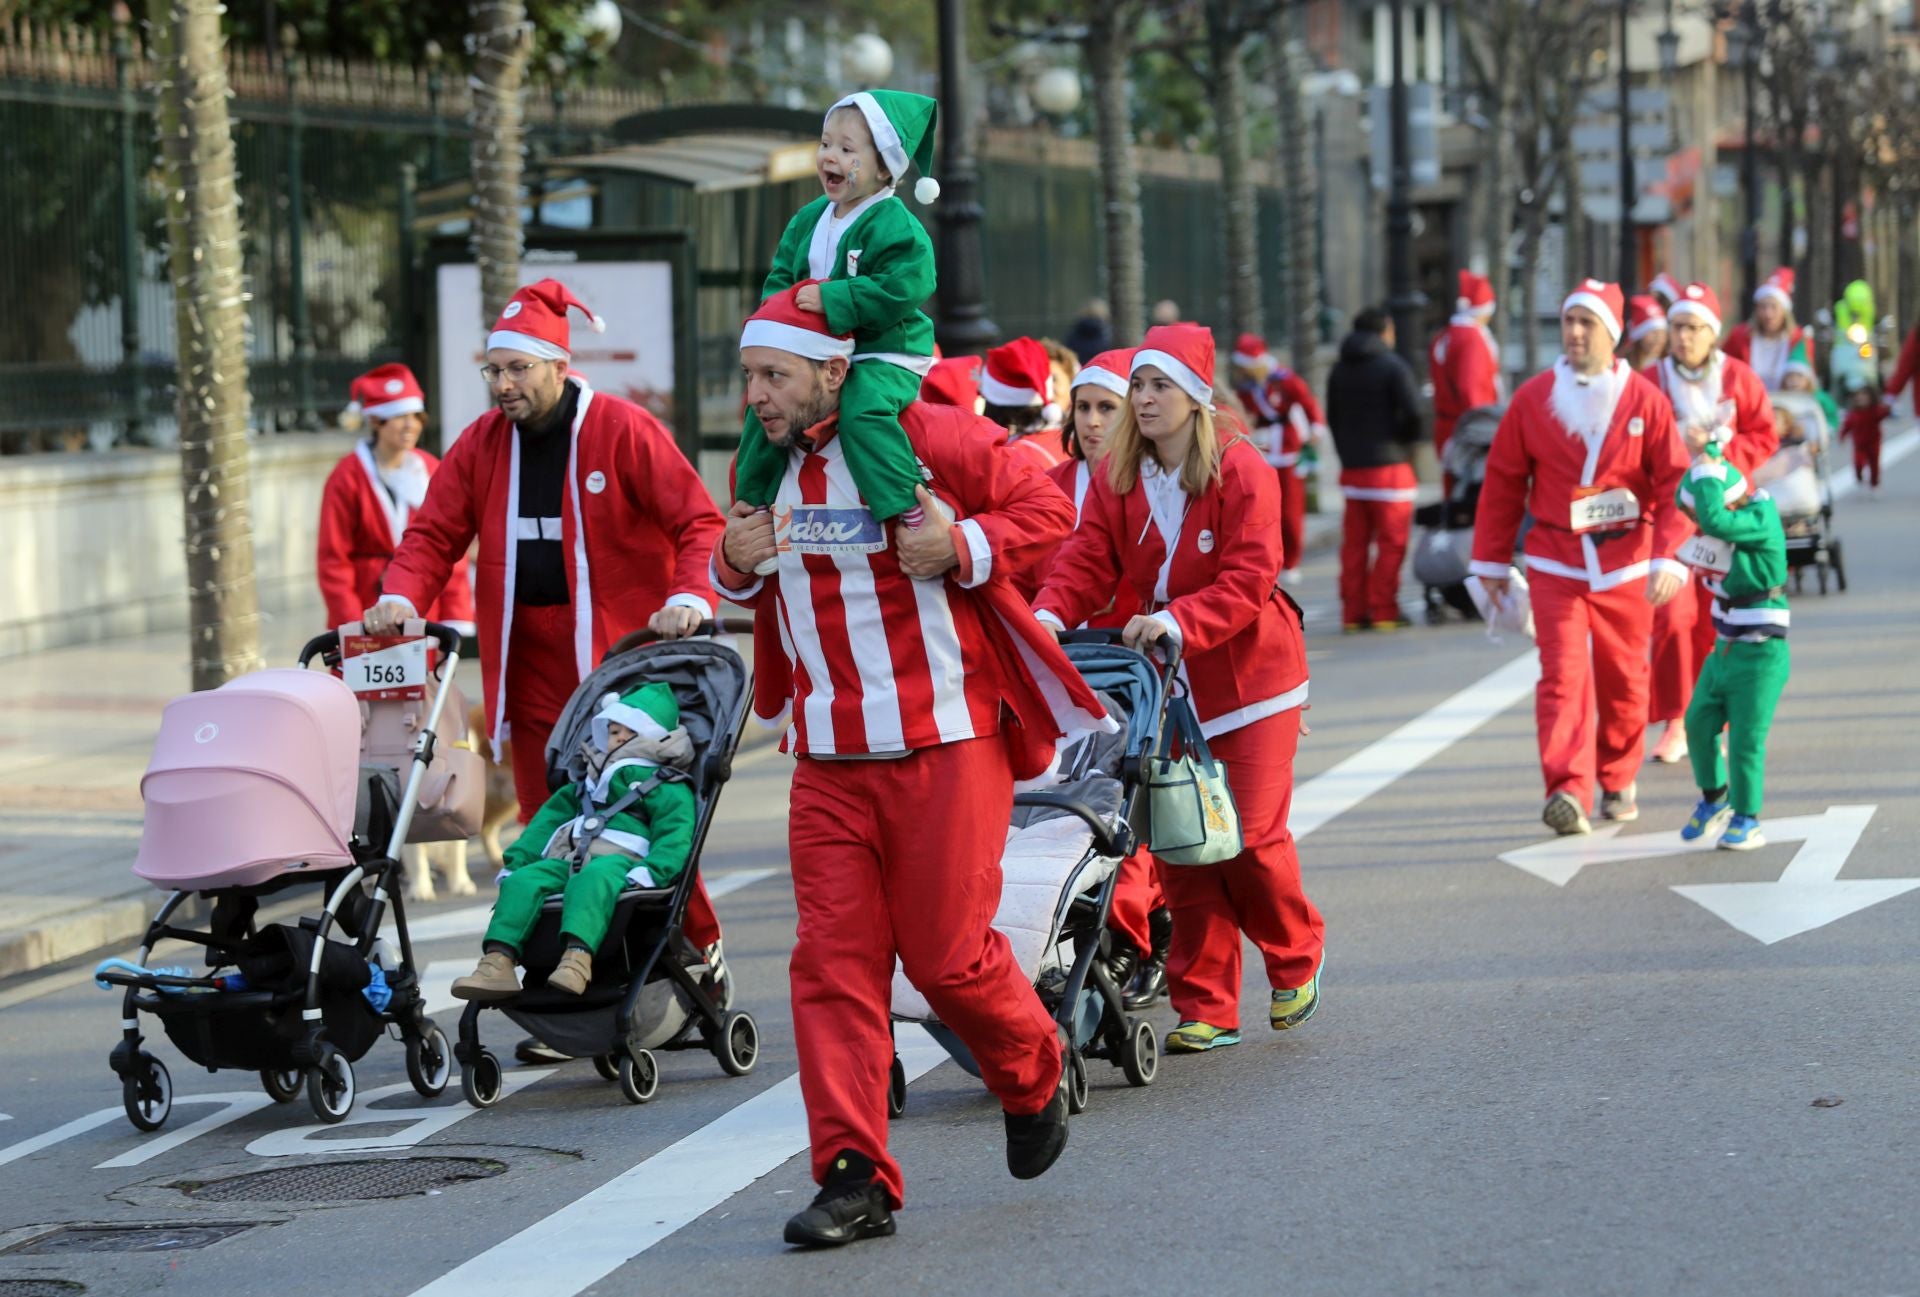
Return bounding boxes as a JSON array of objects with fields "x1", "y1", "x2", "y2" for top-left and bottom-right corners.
[{"x1": 1146, "y1": 694, "x2": 1243, "y2": 865}]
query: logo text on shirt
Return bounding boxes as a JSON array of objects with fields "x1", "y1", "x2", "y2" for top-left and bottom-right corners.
[{"x1": 773, "y1": 505, "x2": 888, "y2": 556}]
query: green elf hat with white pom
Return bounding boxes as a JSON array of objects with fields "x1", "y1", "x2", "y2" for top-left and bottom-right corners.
[
  {"x1": 591, "y1": 681, "x2": 682, "y2": 753},
  {"x1": 1676, "y1": 442, "x2": 1751, "y2": 514},
  {"x1": 828, "y1": 89, "x2": 941, "y2": 204}
]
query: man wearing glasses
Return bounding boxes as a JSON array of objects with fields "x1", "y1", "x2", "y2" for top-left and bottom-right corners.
[{"x1": 364, "y1": 279, "x2": 732, "y2": 993}]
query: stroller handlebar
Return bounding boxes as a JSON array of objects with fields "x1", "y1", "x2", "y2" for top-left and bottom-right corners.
[
  {"x1": 298, "y1": 621, "x2": 465, "y2": 669},
  {"x1": 1058, "y1": 626, "x2": 1181, "y2": 668},
  {"x1": 605, "y1": 617, "x2": 756, "y2": 657}
]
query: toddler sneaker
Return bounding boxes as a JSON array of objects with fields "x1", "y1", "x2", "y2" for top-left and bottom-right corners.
[
  {"x1": 451, "y1": 950, "x2": 520, "y2": 1002},
  {"x1": 546, "y1": 948, "x2": 593, "y2": 995},
  {"x1": 1679, "y1": 798, "x2": 1731, "y2": 842},
  {"x1": 1718, "y1": 814, "x2": 1766, "y2": 851}
]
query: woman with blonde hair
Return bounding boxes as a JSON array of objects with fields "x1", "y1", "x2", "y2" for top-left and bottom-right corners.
[{"x1": 1034, "y1": 324, "x2": 1325, "y2": 1053}]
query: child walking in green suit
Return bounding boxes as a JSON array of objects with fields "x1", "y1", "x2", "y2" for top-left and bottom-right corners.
[
  {"x1": 1675, "y1": 445, "x2": 1790, "y2": 851},
  {"x1": 733, "y1": 89, "x2": 943, "y2": 526},
  {"x1": 452, "y1": 682, "x2": 697, "y2": 1000}
]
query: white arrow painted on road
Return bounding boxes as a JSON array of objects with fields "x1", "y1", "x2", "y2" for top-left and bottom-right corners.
[{"x1": 1501, "y1": 804, "x2": 1919, "y2": 943}]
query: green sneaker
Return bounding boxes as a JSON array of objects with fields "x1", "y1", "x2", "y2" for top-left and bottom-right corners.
[
  {"x1": 1164, "y1": 1021, "x2": 1241, "y2": 1053},
  {"x1": 1271, "y1": 968, "x2": 1321, "y2": 1030}
]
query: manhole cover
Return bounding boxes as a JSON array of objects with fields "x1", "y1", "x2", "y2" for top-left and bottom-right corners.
[
  {"x1": 3, "y1": 1223, "x2": 258, "y2": 1256},
  {"x1": 174, "y1": 1157, "x2": 504, "y2": 1203},
  {"x1": 0, "y1": 1282, "x2": 86, "y2": 1295}
]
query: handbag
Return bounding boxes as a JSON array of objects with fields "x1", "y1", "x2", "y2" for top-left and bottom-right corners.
[{"x1": 1146, "y1": 692, "x2": 1243, "y2": 866}]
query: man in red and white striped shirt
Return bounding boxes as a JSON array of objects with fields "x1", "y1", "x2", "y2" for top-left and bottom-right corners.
[{"x1": 713, "y1": 285, "x2": 1112, "y2": 1248}]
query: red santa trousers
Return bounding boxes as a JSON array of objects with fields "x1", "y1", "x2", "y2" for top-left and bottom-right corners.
[
  {"x1": 787, "y1": 735, "x2": 1062, "y2": 1208},
  {"x1": 1852, "y1": 425, "x2": 1883, "y2": 487},
  {"x1": 504, "y1": 605, "x2": 722, "y2": 949},
  {"x1": 1338, "y1": 466, "x2": 1416, "y2": 625},
  {"x1": 1530, "y1": 570, "x2": 1654, "y2": 807},
  {"x1": 1159, "y1": 708, "x2": 1325, "y2": 1029},
  {"x1": 1278, "y1": 467, "x2": 1308, "y2": 573},
  {"x1": 1106, "y1": 848, "x2": 1163, "y2": 958},
  {"x1": 1649, "y1": 575, "x2": 1714, "y2": 726}
]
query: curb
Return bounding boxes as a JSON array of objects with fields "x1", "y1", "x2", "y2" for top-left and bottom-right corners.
[{"x1": 0, "y1": 897, "x2": 151, "y2": 980}]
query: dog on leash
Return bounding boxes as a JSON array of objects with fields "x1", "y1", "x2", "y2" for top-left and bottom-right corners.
[{"x1": 402, "y1": 702, "x2": 518, "y2": 901}]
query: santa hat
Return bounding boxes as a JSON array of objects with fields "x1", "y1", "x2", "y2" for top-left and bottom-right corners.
[
  {"x1": 739, "y1": 281, "x2": 856, "y2": 360},
  {"x1": 1457, "y1": 269, "x2": 1495, "y2": 317},
  {"x1": 1132, "y1": 323, "x2": 1215, "y2": 406},
  {"x1": 488, "y1": 279, "x2": 605, "y2": 361},
  {"x1": 346, "y1": 363, "x2": 424, "y2": 424},
  {"x1": 980, "y1": 337, "x2": 1056, "y2": 419},
  {"x1": 1648, "y1": 271, "x2": 1682, "y2": 305},
  {"x1": 590, "y1": 681, "x2": 682, "y2": 755},
  {"x1": 1755, "y1": 267, "x2": 1796, "y2": 311},
  {"x1": 1666, "y1": 282, "x2": 1723, "y2": 336},
  {"x1": 1230, "y1": 333, "x2": 1273, "y2": 369},
  {"x1": 1072, "y1": 348, "x2": 1135, "y2": 400},
  {"x1": 826, "y1": 89, "x2": 942, "y2": 204},
  {"x1": 919, "y1": 355, "x2": 981, "y2": 409},
  {"x1": 1561, "y1": 278, "x2": 1625, "y2": 341},
  {"x1": 1626, "y1": 295, "x2": 1668, "y2": 343}
]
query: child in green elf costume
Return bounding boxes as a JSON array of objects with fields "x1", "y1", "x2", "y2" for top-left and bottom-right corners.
[
  {"x1": 451, "y1": 682, "x2": 697, "y2": 1000},
  {"x1": 1675, "y1": 445, "x2": 1790, "y2": 851},
  {"x1": 732, "y1": 89, "x2": 943, "y2": 532}
]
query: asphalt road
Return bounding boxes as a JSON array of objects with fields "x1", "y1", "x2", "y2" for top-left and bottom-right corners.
[{"x1": 2, "y1": 433, "x2": 1916, "y2": 1297}]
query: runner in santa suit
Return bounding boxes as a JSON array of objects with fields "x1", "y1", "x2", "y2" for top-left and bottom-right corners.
[
  {"x1": 718, "y1": 286, "x2": 1112, "y2": 1246},
  {"x1": 362, "y1": 279, "x2": 732, "y2": 968},
  {"x1": 1622, "y1": 295, "x2": 1669, "y2": 372},
  {"x1": 1230, "y1": 333, "x2": 1326, "y2": 584},
  {"x1": 1428, "y1": 270, "x2": 1504, "y2": 478},
  {"x1": 1036, "y1": 324, "x2": 1325, "y2": 1055},
  {"x1": 1721, "y1": 268, "x2": 1810, "y2": 392},
  {"x1": 316, "y1": 363, "x2": 475, "y2": 634},
  {"x1": 981, "y1": 336, "x2": 1070, "y2": 472},
  {"x1": 1641, "y1": 282, "x2": 1778, "y2": 766},
  {"x1": 1470, "y1": 280, "x2": 1692, "y2": 836}
]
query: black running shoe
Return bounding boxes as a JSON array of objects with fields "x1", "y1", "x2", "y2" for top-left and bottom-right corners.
[
  {"x1": 1005, "y1": 1088, "x2": 1069, "y2": 1180},
  {"x1": 783, "y1": 1150, "x2": 895, "y2": 1248}
]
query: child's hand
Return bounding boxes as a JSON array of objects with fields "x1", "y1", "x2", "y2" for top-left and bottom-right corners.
[{"x1": 795, "y1": 284, "x2": 825, "y2": 314}]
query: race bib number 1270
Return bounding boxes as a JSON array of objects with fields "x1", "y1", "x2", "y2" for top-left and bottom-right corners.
[{"x1": 340, "y1": 634, "x2": 430, "y2": 700}]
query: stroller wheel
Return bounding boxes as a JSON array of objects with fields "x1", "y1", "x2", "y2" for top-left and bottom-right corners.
[
  {"x1": 307, "y1": 1046, "x2": 356, "y2": 1124},
  {"x1": 260, "y1": 1067, "x2": 304, "y2": 1104},
  {"x1": 461, "y1": 1050, "x2": 504, "y2": 1108},
  {"x1": 592, "y1": 1053, "x2": 621, "y2": 1083},
  {"x1": 1122, "y1": 1018, "x2": 1159, "y2": 1088},
  {"x1": 1832, "y1": 540, "x2": 1848, "y2": 591},
  {"x1": 887, "y1": 1054, "x2": 907, "y2": 1119},
  {"x1": 123, "y1": 1053, "x2": 172, "y2": 1132},
  {"x1": 406, "y1": 1023, "x2": 452, "y2": 1099},
  {"x1": 618, "y1": 1048, "x2": 660, "y2": 1104},
  {"x1": 714, "y1": 1011, "x2": 759, "y2": 1078},
  {"x1": 1065, "y1": 1047, "x2": 1090, "y2": 1115}
]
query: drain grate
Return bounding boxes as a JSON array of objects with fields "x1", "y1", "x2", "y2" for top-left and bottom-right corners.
[
  {"x1": 0, "y1": 1282, "x2": 86, "y2": 1296},
  {"x1": 3, "y1": 1223, "x2": 258, "y2": 1257},
  {"x1": 175, "y1": 1157, "x2": 504, "y2": 1203}
]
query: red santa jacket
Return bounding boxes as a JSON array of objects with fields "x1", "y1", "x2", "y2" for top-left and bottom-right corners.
[
  {"x1": 381, "y1": 377, "x2": 725, "y2": 755},
  {"x1": 1470, "y1": 360, "x2": 1692, "y2": 592},
  {"x1": 1429, "y1": 316, "x2": 1503, "y2": 447},
  {"x1": 1035, "y1": 437, "x2": 1308, "y2": 739},
  {"x1": 1007, "y1": 431, "x2": 1070, "y2": 472},
  {"x1": 1642, "y1": 352, "x2": 1779, "y2": 475},
  {"x1": 1721, "y1": 322, "x2": 1808, "y2": 390},
  {"x1": 1234, "y1": 368, "x2": 1325, "y2": 467},
  {"x1": 315, "y1": 443, "x2": 475, "y2": 631},
  {"x1": 1841, "y1": 401, "x2": 1890, "y2": 446},
  {"x1": 712, "y1": 402, "x2": 1111, "y2": 780},
  {"x1": 1007, "y1": 458, "x2": 1140, "y2": 630},
  {"x1": 1886, "y1": 323, "x2": 1920, "y2": 416}
]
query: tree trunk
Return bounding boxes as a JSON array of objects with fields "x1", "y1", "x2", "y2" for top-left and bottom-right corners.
[
  {"x1": 1206, "y1": 0, "x2": 1261, "y2": 339},
  {"x1": 471, "y1": 0, "x2": 531, "y2": 323},
  {"x1": 149, "y1": 0, "x2": 262, "y2": 691},
  {"x1": 1558, "y1": 127, "x2": 1585, "y2": 281},
  {"x1": 1087, "y1": 5, "x2": 1145, "y2": 346},
  {"x1": 1268, "y1": 2, "x2": 1320, "y2": 385},
  {"x1": 1518, "y1": 204, "x2": 1547, "y2": 374}
]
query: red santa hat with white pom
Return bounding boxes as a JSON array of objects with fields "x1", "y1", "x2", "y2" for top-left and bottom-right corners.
[
  {"x1": 1667, "y1": 282, "x2": 1724, "y2": 336},
  {"x1": 1754, "y1": 267, "x2": 1795, "y2": 312},
  {"x1": 487, "y1": 278, "x2": 605, "y2": 361},
  {"x1": 1560, "y1": 278, "x2": 1626, "y2": 342},
  {"x1": 342, "y1": 362, "x2": 425, "y2": 429},
  {"x1": 981, "y1": 337, "x2": 1060, "y2": 423}
]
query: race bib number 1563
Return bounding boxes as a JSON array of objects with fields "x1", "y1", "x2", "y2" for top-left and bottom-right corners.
[{"x1": 340, "y1": 634, "x2": 430, "y2": 700}]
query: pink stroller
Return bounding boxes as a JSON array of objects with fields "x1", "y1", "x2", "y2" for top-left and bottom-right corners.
[{"x1": 101, "y1": 621, "x2": 475, "y2": 1130}]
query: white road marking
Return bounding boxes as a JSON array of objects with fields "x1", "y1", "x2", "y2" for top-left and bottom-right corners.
[
  {"x1": 1291, "y1": 651, "x2": 1540, "y2": 839},
  {"x1": 0, "y1": 1106, "x2": 124, "y2": 1169},
  {"x1": 244, "y1": 1073, "x2": 554, "y2": 1158},
  {"x1": 1827, "y1": 424, "x2": 1917, "y2": 502},
  {"x1": 405, "y1": 1027, "x2": 948, "y2": 1297},
  {"x1": 96, "y1": 1092, "x2": 273, "y2": 1168}
]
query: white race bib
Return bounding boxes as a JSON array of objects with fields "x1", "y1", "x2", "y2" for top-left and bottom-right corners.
[
  {"x1": 1677, "y1": 532, "x2": 1734, "y2": 576},
  {"x1": 340, "y1": 634, "x2": 430, "y2": 701},
  {"x1": 1569, "y1": 486, "x2": 1641, "y2": 533}
]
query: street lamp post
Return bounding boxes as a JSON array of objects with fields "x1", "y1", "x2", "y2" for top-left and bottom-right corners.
[
  {"x1": 1728, "y1": 6, "x2": 1761, "y2": 312},
  {"x1": 1617, "y1": 2, "x2": 1637, "y2": 289},
  {"x1": 1385, "y1": 0, "x2": 1423, "y2": 367},
  {"x1": 282, "y1": 23, "x2": 318, "y2": 431},
  {"x1": 112, "y1": 1, "x2": 145, "y2": 445},
  {"x1": 933, "y1": 0, "x2": 998, "y2": 356}
]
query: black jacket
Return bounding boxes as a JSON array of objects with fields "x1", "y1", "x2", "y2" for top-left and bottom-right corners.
[{"x1": 1324, "y1": 330, "x2": 1425, "y2": 470}]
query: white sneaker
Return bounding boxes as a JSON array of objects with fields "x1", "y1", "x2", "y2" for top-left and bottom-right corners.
[{"x1": 1650, "y1": 721, "x2": 1689, "y2": 765}]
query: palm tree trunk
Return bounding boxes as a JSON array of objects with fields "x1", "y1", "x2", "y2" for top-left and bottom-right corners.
[
  {"x1": 1087, "y1": 4, "x2": 1145, "y2": 346},
  {"x1": 1268, "y1": 2, "x2": 1320, "y2": 384},
  {"x1": 1206, "y1": 0, "x2": 1261, "y2": 338},
  {"x1": 471, "y1": 0, "x2": 531, "y2": 322},
  {"x1": 149, "y1": 0, "x2": 262, "y2": 691}
]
